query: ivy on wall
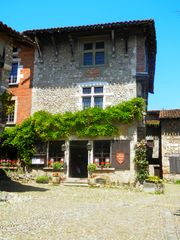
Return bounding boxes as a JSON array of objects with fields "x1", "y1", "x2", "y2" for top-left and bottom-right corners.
[
  {"x1": 134, "y1": 139, "x2": 149, "y2": 183},
  {"x1": 0, "y1": 91, "x2": 13, "y2": 123},
  {"x1": 0, "y1": 97, "x2": 145, "y2": 164}
]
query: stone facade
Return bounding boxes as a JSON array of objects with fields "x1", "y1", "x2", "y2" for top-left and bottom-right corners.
[
  {"x1": 23, "y1": 20, "x2": 156, "y2": 183},
  {"x1": 0, "y1": 33, "x2": 13, "y2": 132},
  {"x1": 31, "y1": 35, "x2": 137, "y2": 114},
  {"x1": 161, "y1": 119, "x2": 180, "y2": 180}
]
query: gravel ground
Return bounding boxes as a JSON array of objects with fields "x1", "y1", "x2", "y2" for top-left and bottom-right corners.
[{"x1": 0, "y1": 181, "x2": 180, "y2": 240}]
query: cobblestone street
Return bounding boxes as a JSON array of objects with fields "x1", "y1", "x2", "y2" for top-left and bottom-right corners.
[{"x1": 0, "y1": 182, "x2": 180, "y2": 240}]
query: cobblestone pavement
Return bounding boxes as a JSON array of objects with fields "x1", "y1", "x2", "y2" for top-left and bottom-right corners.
[{"x1": 0, "y1": 182, "x2": 180, "y2": 240}]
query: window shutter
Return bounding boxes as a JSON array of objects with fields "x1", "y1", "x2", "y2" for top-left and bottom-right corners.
[{"x1": 169, "y1": 156, "x2": 180, "y2": 174}]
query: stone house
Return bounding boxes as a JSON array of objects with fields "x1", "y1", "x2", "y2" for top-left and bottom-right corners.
[
  {"x1": 22, "y1": 19, "x2": 156, "y2": 182},
  {"x1": 146, "y1": 109, "x2": 180, "y2": 180},
  {"x1": 0, "y1": 21, "x2": 34, "y2": 132}
]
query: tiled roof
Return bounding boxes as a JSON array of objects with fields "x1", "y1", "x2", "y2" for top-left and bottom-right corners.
[
  {"x1": 23, "y1": 19, "x2": 156, "y2": 93},
  {"x1": 159, "y1": 109, "x2": 180, "y2": 119},
  {"x1": 23, "y1": 19, "x2": 155, "y2": 34},
  {"x1": 0, "y1": 21, "x2": 34, "y2": 45}
]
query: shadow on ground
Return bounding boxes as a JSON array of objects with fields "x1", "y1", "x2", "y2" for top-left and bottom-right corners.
[{"x1": 0, "y1": 171, "x2": 49, "y2": 193}]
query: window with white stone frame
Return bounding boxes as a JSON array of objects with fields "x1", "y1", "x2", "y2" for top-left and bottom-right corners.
[
  {"x1": 9, "y1": 48, "x2": 21, "y2": 85},
  {"x1": 6, "y1": 97, "x2": 17, "y2": 124},
  {"x1": 6, "y1": 100, "x2": 15, "y2": 123},
  {"x1": 82, "y1": 86, "x2": 104, "y2": 110}
]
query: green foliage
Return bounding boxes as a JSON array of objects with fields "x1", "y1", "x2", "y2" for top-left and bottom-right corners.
[
  {"x1": 52, "y1": 162, "x2": 63, "y2": 170},
  {"x1": 36, "y1": 175, "x2": 49, "y2": 184},
  {"x1": 87, "y1": 163, "x2": 97, "y2": 175},
  {"x1": 175, "y1": 179, "x2": 180, "y2": 184},
  {"x1": 134, "y1": 140, "x2": 149, "y2": 183},
  {"x1": 145, "y1": 175, "x2": 163, "y2": 184},
  {"x1": 0, "y1": 98, "x2": 145, "y2": 166},
  {"x1": 0, "y1": 91, "x2": 13, "y2": 123}
]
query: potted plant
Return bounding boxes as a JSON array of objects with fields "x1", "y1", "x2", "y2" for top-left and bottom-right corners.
[
  {"x1": 52, "y1": 161, "x2": 63, "y2": 170},
  {"x1": 87, "y1": 163, "x2": 97, "y2": 176},
  {"x1": 143, "y1": 176, "x2": 164, "y2": 194},
  {"x1": 52, "y1": 172, "x2": 60, "y2": 184}
]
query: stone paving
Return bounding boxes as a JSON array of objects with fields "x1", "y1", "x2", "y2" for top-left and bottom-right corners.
[{"x1": 0, "y1": 182, "x2": 180, "y2": 240}]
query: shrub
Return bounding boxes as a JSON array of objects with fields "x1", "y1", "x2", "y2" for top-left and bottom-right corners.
[
  {"x1": 175, "y1": 179, "x2": 180, "y2": 184},
  {"x1": 87, "y1": 163, "x2": 97, "y2": 176},
  {"x1": 52, "y1": 162, "x2": 63, "y2": 170},
  {"x1": 145, "y1": 175, "x2": 163, "y2": 184},
  {"x1": 134, "y1": 140, "x2": 149, "y2": 184},
  {"x1": 36, "y1": 175, "x2": 49, "y2": 184}
]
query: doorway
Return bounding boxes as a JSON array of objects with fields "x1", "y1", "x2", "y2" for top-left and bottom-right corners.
[{"x1": 69, "y1": 141, "x2": 88, "y2": 178}]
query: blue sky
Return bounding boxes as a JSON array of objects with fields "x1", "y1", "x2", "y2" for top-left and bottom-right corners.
[{"x1": 1, "y1": 0, "x2": 180, "y2": 110}]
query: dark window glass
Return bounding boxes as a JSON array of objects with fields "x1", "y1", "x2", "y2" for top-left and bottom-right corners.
[
  {"x1": 83, "y1": 53, "x2": 93, "y2": 65},
  {"x1": 10, "y1": 63, "x2": 18, "y2": 77},
  {"x1": 94, "y1": 96, "x2": 103, "y2": 108},
  {"x1": 83, "y1": 87, "x2": 91, "y2": 94},
  {"x1": 84, "y1": 43, "x2": 93, "y2": 50},
  {"x1": 82, "y1": 97, "x2": 91, "y2": 109},
  {"x1": 96, "y1": 42, "x2": 104, "y2": 49},
  {"x1": 93, "y1": 140, "x2": 110, "y2": 165},
  {"x1": 95, "y1": 52, "x2": 104, "y2": 65},
  {"x1": 94, "y1": 87, "x2": 103, "y2": 93}
]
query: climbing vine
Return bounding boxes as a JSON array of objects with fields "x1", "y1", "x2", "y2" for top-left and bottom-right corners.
[
  {"x1": 0, "y1": 97, "x2": 145, "y2": 165},
  {"x1": 0, "y1": 91, "x2": 13, "y2": 123},
  {"x1": 134, "y1": 139, "x2": 149, "y2": 183}
]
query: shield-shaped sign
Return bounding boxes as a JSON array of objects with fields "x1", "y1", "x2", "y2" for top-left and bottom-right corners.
[{"x1": 116, "y1": 152, "x2": 125, "y2": 165}]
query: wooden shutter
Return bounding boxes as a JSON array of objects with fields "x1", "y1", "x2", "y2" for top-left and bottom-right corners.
[
  {"x1": 169, "y1": 156, "x2": 180, "y2": 174},
  {"x1": 111, "y1": 140, "x2": 130, "y2": 170}
]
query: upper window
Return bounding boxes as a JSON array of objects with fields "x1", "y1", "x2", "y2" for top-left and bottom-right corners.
[
  {"x1": 83, "y1": 41, "x2": 105, "y2": 66},
  {"x1": 82, "y1": 86, "x2": 104, "y2": 110},
  {"x1": 6, "y1": 100, "x2": 15, "y2": 124},
  {"x1": 9, "y1": 48, "x2": 19, "y2": 85}
]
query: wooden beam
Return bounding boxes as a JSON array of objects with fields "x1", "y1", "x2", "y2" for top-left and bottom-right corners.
[
  {"x1": 34, "y1": 36, "x2": 43, "y2": 62},
  {"x1": 68, "y1": 34, "x2": 74, "y2": 61},
  {"x1": 111, "y1": 30, "x2": 115, "y2": 57},
  {"x1": 50, "y1": 34, "x2": 58, "y2": 60}
]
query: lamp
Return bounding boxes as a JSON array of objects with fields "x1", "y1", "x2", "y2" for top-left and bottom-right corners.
[
  {"x1": 61, "y1": 143, "x2": 66, "y2": 152},
  {"x1": 86, "y1": 141, "x2": 92, "y2": 151}
]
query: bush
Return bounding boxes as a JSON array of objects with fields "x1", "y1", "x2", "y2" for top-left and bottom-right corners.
[
  {"x1": 175, "y1": 179, "x2": 180, "y2": 184},
  {"x1": 134, "y1": 140, "x2": 149, "y2": 184},
  {"x1": 145, "y1": 175, "x2": 163, "y2": 184},
  {"x1": 36, "y1": 175, "x2": 49, "y2": 184},
  {"x1": 87, "y1": 163, "x2": 97, "y2": 176},
  {"x1": 52, "y1": 162, "x2": 63, "y2": 170}
]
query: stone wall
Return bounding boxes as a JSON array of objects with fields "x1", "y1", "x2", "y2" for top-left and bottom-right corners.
[
  {"x1": 161, "y1": 119, "x2": 180, "y2": 180},
  {"x1": 0, "y1": 34, "x2": 13, "y2": 132},
  {"x1": 31, "y1": 35, "x2": 138, "y2": 114}
]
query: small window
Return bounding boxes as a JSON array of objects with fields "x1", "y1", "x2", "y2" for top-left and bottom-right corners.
[
  {"x1": 81, "y1": 86, "x2": 104, "y2": 109},
  {"x1": 169, "y1": 157, "x2": 180, "y2": 174},
  {"x1": 82, "y1": 97, "x2": 91, "y2": 109},
  {"x1": 83, "y1": 87, "x2": 91, "y2": 94},
  {"x1": 6, "y1": 101, "x2": 15, "y2": 123},
  {"x1": 95, "y1": 42, "x2": 104, "y2": 49},
  {"x1": 94, "y1": 96, "x2": 103, "y2": 108},
  {"x1": 83, "y1": 53, "x2": 93, "y2": 65},
  {"x1": 84, "y1": 43, "x2": 93, "y2": 50},
  {"x1": 93, "y1": 140, "x2": 110, "y2": 167},
  {"x1": 82, "y1": 41, "x2": 105, "y2": 66},
  {"x1": 94, "y1": 87, "x2": 103, "y2": 94},
  {"x1": 9, "y1": 63, "x2": 18, "y2": 84}
]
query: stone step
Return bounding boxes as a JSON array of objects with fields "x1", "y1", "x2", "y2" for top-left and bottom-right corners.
[
  {"x1": 63, "y1": 182, "x2": 89, "y2": 187},
  {"x1": 63, "y1": 178, "x2": 89, "y2": 187}
]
